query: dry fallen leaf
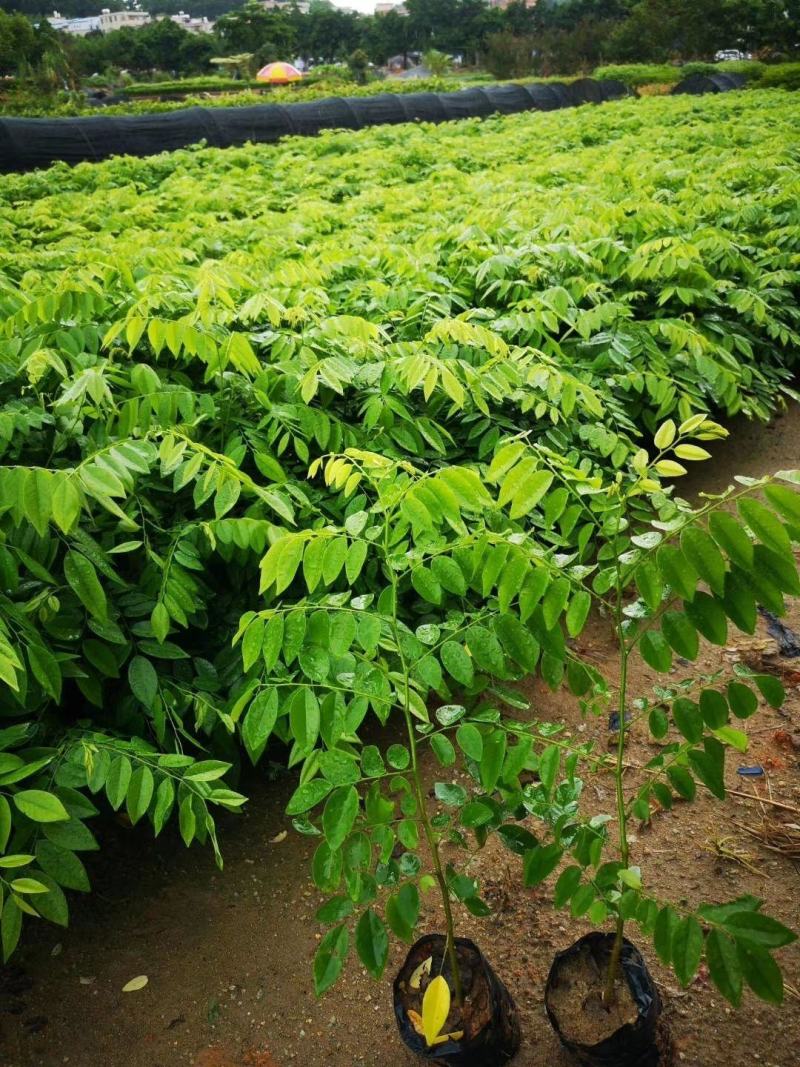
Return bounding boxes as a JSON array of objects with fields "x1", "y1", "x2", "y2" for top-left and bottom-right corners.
[
  {"x1": 407, "y1": 1009, "x2": 425, "y2": 1036},
  {"x1": 122, "y1": 975, "x2": 149, "y2": 993},
  {"x1": 431, "y1": 1030, "x2": 464, "y2": 1046}
]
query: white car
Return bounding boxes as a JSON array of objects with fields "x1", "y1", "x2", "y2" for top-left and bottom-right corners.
[{"x1": 714, "y1": 49, "x2": 748, "y2": 61}]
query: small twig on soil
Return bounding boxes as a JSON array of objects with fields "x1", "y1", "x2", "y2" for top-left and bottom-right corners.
[
  {"x1": 734, "y1": 820, "x2": 800, "y2": 863},
  {"x1": 726, "y1": 788, "x2": 799, "y2": 814}
]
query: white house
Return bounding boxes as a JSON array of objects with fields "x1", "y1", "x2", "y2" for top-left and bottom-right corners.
[
  {"x1": 165, "y1": 11, "x2": 214, "y2": 33},
  {"x1": 98, "y1": 8, "x2": 151, "y2": 31},
  {"x1": 49, "y1": 12, "x2": 102, "y2": 34}
]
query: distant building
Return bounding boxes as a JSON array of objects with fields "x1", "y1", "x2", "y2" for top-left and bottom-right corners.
[
  {"x1": 49, "y1": 12, "x2": 102, "y2": 34},
  {"x1": 51, "y1": 7, "x2": 217, "y2": 35},
  {"x1": 375, "y1": 2, "x2": 408, "y2": 13},
  {"x1": 488, "y1": 0, "x2": 536, "y2": 7},
  {"x1": 165, "y1": 11, "x2": 214, "y2": 33},
  {"x1": 99, "y1": 8, "x2": 151, "y2": 31}
]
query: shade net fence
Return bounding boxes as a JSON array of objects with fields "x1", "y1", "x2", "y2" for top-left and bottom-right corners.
[
  {"x1": 671, "y1": 72, "x2": 747, "y2": 95},
  {"x1": 0, "y1": 78, "x2": 638, "y2": 173},
  {"x1": 0, "y1": 74, "x2": 737, "y2": 174}
]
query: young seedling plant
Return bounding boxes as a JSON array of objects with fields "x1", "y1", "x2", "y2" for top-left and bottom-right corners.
[
  {"x1": 496, "y1": 415, "x2": 799, "y2": 1032},
  {"x1": 238, "y1": 448, "x2": 600, "y2": 1053}
]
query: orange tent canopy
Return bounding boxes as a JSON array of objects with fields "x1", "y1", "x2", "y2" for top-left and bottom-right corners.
[{"x1": 256, "y1": 62, "x2": 303, "y2": 84}]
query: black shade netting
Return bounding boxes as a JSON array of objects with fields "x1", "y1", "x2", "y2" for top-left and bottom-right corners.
[{"x1": 0, "y1": 76, "x2": 737, "y2": 173}]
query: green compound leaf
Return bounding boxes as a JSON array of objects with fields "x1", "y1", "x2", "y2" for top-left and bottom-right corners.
[
  {"x1": 314, "y1": 924, "x2": 349, "y2": 997},
  {"x1": 355, "y1": 907, "x2": 389, "y2": 979}
]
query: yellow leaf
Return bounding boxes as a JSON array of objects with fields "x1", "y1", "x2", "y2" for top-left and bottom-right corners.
[
  {"x1": 409, "y1": 955, "x2": 432, "y2": 990},
  {"x1": 122, "y1": 975, "x2": 148, "y2": 992},
  {"x1": 422, "y1": 974, "x2": 451, "y2": 1047}
]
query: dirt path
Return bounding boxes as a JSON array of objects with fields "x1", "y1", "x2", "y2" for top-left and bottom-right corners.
[{"x1": 2, "y1": 407, "x2": 799, "y2": 1067}]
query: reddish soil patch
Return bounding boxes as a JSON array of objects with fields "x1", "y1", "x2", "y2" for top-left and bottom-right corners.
[
  {"x1": 1, "y1": 407, "x2": 799, "y2": 1067},
  {"x1": 193, "y1": 1047, "x2": 278, "y2": 1067}
]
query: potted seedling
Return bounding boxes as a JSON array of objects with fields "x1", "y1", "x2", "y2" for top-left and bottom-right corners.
[
  {"x1": 489, "y1": 418, "x2": 799, "y2": 1065},
  {"x1": 235, "y1": 449, "x2": 602, "y2": 1062}
]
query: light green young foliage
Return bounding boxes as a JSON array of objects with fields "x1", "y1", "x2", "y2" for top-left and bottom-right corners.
[
  {"x1": 249, "y1": 452, "x2": 597, "y2": 994},
  {"x1": 0, "y1": 90, "x2": 797, "y2": 957}
]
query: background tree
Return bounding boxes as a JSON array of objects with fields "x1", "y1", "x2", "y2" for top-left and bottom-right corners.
[
  {"x1": 0, "y1": 0, "x2": 120, "y2": 14},
  {"x1": 361, "y1": 10, "x2": 414, "y2": 67},
  {"x1": 66, "y1": 18, "x2": 216, "y2": 76},
  {"x1": 2, "y1": 0, "x2": 799, "y2": 89},
  {"x1": 347, "y1": 46, "x2": 369, "y2": 83},
  {"x1": 605, "y1": 0, "x2": 731, "y2": 62},
  {"x1": 295, "y1": 3, "x2": 361, "y2": 65},
  {"x1": 403, "y1": 0, "x2": 500, "y2": 61},
  {"x1": 421, "y1": 48, "x2": 450, "y2": 75},
  {"x1": 484, "y1": 31, "x2": 534, "y2": 78},
  {"x1": 214, "y1": 1, "x2": 295, "y2": 63},
  {"x1": 0, "y1": 10, "x2": 36, "y2": 75}
]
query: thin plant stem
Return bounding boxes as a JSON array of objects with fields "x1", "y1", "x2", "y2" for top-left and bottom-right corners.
[
  {"x1": 394, "y1": 617, "x2": 464, "y2": 1007},
  {"x1": 385, "y1": 523, "x2": 464, "y2": 1007},
  {"x1": 604, "y1": 510, "x2": 631, "y2": 1007},
  {"x1": 604, "y1": 914, "x2": 626, "y2": 1006}
]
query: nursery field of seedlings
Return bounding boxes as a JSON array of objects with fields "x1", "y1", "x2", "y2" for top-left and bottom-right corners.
[{"x1": 1, "y1": 88, "x2": 800, "y2": 1065}]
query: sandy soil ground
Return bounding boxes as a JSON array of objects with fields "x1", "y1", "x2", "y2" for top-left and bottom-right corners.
[{"x1": 1, "y1": 406, "x2": 799, "y2": 1067}]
